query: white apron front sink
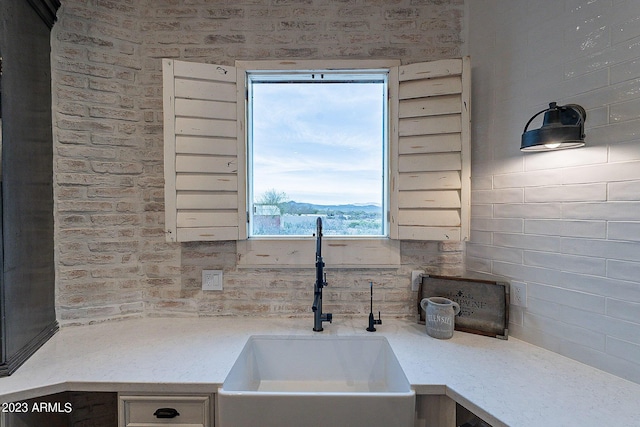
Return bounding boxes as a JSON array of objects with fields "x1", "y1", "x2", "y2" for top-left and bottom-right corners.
[{"x1": 218, "y1": 335, "x2": 415, "y2": 427}]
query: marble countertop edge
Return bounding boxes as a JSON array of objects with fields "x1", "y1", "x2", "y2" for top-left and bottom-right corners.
[{"x1": 0, "y1": 316, "x2": 638, "y2": 427}]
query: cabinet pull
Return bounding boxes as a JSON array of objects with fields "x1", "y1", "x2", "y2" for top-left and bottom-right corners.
[{"x1": 153, "y1": 407, "x2": 180, "y2": 419}]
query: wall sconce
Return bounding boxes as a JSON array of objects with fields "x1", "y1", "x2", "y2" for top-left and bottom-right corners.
[{"x1": 521, "y1": 102, "x2": 586, "y2": 152}]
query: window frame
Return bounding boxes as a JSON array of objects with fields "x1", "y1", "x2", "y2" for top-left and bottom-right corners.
[
  {"x1": 234, "y1": 60, "x2": 401, "y2": 268},
  {"x1": 245, "y1": 68, "x2": 391, "y2": 239},
  {"x1": 162, "y1": 57, "x2": 471, "y2": 267}
]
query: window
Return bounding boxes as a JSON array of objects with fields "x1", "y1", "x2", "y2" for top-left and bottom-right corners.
[
  {"x1": 162, "y1": 57, "x2": 471, "y2": 266},
  {"x1": 247, "y1": 71, "x2": 388, "y2": 237}
]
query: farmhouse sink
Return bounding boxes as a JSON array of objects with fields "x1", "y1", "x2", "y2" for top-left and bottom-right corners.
[{"x1": 218, "y1": 335, "x2": 415, "y2": 427}]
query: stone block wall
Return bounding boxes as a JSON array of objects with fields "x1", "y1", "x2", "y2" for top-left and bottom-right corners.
[{"x1": 51, "y1": 0, "x2": 465, "y2": 325}]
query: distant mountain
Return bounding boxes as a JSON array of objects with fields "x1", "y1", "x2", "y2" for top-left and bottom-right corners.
[{"x1": 280, "y1": 201, "x2": 381, "y2": 214}]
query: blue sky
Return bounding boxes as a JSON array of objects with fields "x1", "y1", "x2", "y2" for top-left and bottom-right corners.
[{"x1": 250, "y1": 80, "x2": 386, "y2": 206}]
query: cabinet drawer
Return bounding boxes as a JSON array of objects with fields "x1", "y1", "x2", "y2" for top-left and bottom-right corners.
[{"x1": 119, "y1": 394, "x2": 210, "y2": 426}]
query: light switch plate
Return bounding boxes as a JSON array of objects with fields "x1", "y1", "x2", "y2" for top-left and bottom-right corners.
[{"x1": 203, "y1": 270, "x2": 223, "y2": 291}]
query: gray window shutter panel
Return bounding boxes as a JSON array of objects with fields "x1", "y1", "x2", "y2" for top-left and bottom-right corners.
[
  {"x1": 390, "y1": 57, "x2": 471, "y2": 241},
  {"x1": 163, "y1": 59, "x2": 241, "y2": 242}
]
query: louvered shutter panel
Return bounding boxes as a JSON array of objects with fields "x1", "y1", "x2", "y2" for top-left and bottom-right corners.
[
  {"x1": 163, "y1": 59, "x2": 241, "y2": 242},
  {"x1": 390, "y1": 57, "x2": 471, "y2": 241}
]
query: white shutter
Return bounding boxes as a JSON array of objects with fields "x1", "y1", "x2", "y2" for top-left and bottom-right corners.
[
  {"x1": 163, "y1": 59, "x2": 242, "y2": 242},
  {"x1": 390, "y1": 57, "x2": 471, "y2": 241}
]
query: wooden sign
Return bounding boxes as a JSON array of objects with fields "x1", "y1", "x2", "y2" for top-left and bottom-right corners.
[{"x1": 418, "y1": 275, "x2": 509, "y2": 339}]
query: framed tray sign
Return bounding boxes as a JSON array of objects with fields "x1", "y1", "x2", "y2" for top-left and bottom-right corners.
[{"x1": 418, "y1": 274, "x2": 509, "y2": 339}]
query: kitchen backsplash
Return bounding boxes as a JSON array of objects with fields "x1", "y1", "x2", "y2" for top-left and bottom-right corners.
[
  {"x1": 466, "y1": 0, "x2": 640, "y2": 384},
  {"x1": 51, "y1": 0, "x2": 465, "y2": 324}
]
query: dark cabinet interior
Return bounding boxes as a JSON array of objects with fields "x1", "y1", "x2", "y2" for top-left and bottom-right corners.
[
  {"x1": 2, "y1": 392, "x2": 117, "y2": 427},
  {"x1": 0, "y1": 0, "x2": 60, "y2": 376},
  {"x1": 457, "y1": 403, "x2": 493, "y2": 427}
]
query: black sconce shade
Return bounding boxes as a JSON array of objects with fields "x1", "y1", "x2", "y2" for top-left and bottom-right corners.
[{"x1": 521, "y1": 102, "x2": 586, "y2": 152}]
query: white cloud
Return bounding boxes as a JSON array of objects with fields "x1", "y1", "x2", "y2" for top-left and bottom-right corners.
[{"x1": 250, "y1": 79, "x2": 386, "y2": 205}]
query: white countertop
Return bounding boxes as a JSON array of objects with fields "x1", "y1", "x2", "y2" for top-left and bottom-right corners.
[{"x1": 0, "y1": 316, "x2": 638, "y2": 426}]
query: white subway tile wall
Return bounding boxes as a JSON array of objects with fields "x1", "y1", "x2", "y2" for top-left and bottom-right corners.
[{"x1": 467, "y1": 0, "x2": 640, "y2": 383}]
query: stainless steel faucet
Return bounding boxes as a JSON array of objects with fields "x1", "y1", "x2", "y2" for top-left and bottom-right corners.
[{"x1": 312, "y1": 217, "x2": 332, "y2": 331}]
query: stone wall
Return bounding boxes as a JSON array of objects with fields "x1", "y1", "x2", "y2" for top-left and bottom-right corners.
[{"x1": 51, "y1": 0, "x2": 465, "y2": 325}]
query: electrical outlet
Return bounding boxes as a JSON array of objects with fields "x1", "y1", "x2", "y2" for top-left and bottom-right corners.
[
  {"x1": 511, "y1": 281, "x2": 527, "y2": 307},
  {"x1": 411, "y1": 270, "x2": 424, "y2": 291},
  {"x1": 202, "y1": 270, "x2": 223, "y2": 291}
]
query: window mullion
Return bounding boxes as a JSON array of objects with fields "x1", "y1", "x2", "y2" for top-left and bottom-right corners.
[{"x1": 236, "y1": 64, "x2": 248, "y2": 240}]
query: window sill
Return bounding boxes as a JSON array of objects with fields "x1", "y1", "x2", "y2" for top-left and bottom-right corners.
[{"x1": 236, "y1": 238, "x2": 400, "y2": 269}]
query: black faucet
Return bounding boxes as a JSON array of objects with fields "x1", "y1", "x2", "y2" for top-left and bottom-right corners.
[
  {"x1": 366, "y1": 281, "x2": 382, "y2": 332},
  {"x1": 312, "y1": 217, "x2": 332, "y2": 331}
]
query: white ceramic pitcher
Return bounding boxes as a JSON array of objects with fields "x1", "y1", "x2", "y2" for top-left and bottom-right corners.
[{"x1": 420, "y1": 297, "x2": 461, "y2": 339}]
